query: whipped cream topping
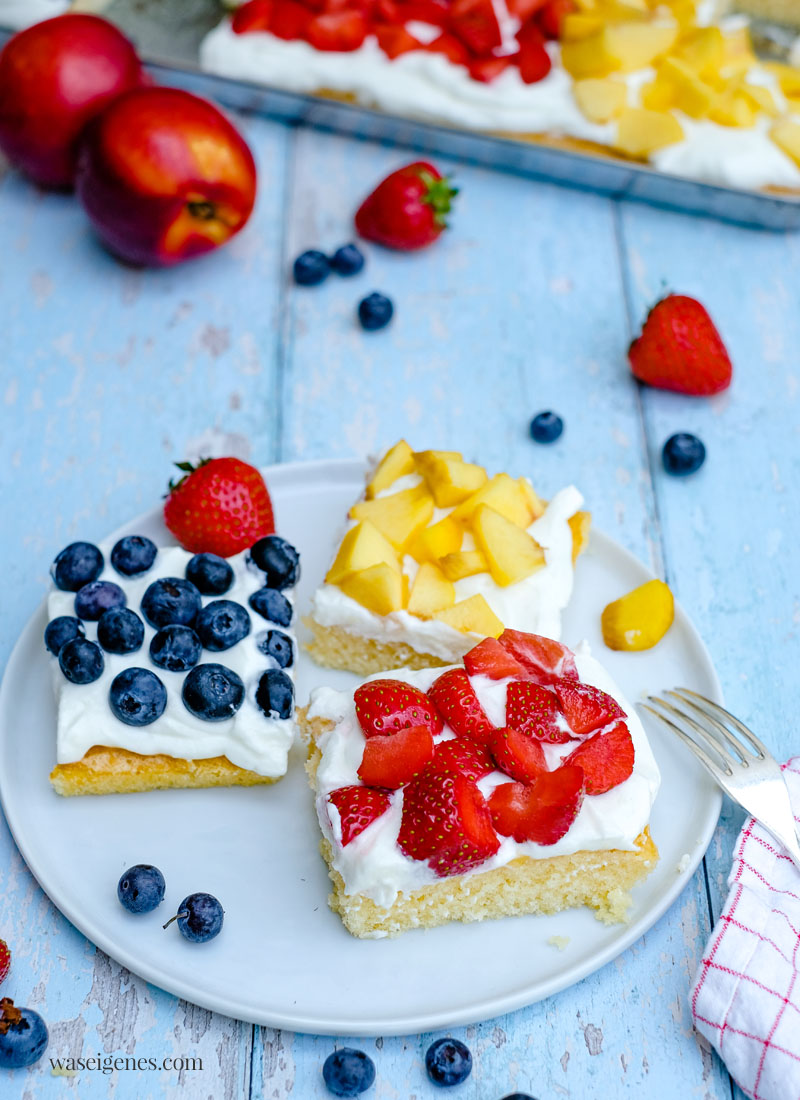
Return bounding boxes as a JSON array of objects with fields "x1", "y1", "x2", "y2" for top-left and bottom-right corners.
[
  {"x1": 308, "y1": 645, "x2": 661, "y2": 914},
  {"x1": 199, "y1": 16, "x2": 800, "y2": 192},
  {"x1": 47, "y1": 543, "x2": 295, "y2": 777},
  {"x1": 310, "y1": 480, "x2": 583, "y2": 660}
]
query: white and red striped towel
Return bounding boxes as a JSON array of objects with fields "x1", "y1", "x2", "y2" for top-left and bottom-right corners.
[{"x1": 691, "y1": 757, "x2": 800, "y2": 1100}]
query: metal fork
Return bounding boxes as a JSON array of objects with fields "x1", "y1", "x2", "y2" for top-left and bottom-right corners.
[{"x1": 640, "y1": 688, "x2": 800, "y2": 872}]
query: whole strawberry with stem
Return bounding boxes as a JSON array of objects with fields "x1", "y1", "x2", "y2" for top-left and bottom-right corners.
[
  {"x1": 163, "y1": 457, "x2": 275, "y2": 557},
  {"x1": 628, "y1": 294, "x2": 732, "y2": 396},
  {"x1": 0, "y1": 940, "x2": 10, "y2": 986},
  {"x1": 355, "y1": 161, "x2": 458, "y2": 251}
]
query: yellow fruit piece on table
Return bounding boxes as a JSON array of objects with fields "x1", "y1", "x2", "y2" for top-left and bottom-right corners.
[
  {"x1": 674, "y1": 26, "x2": 723, "y2": 77},
  {"x1": 709, "y1": 86, "x2": 756, "y2": 128},
  {"x1": 350, "y1": 487, "x2": 434, "y2": 551},
  {"x1": 770, "y1": 120, "x2": 800, "y2": 167},
  {"x1": 420, "y1": 456, "x2": 488, "y2": 508},
  {"x1": 574, "y1": 77, "x2": 628, "y2": 123},
  {"x1": 409, "y1": 515, "x2": 462, "y2": 563},
  {"x1": 339, "y1": 562, "x2": 404, "y2": 616},
  {"x1": 561, "y1": 33, "x2": 620, "y2": 78},
  {"x1": 440, "y1": 549, "x2": 489, "y2": 581},
  {"x1": 601, "y1": 578, "x2": 675, "y2": 651},
  {"x1": 407, "y1": 562, "x2": 455, "y2": 618},
  {"x1": 568, "y1": 510, "x2": 592, "y2": 563},
  {"x1": 603, "y1": 21, "x2": 679, "y2": 72},
  {"x1": 562, "y1": 13, "x2": 604, "y2": 39},
  {"x1": 365, "y1": 439, "x2": 416, "y2": 499},
  {"x1": 615, "y1": 108, "x2": 684, "y2": 158},
  {"x1": 641, "y1": 75, "x2": 675, "y2": 111},
  {"x1": 736, "y1": 80, "x2": 779, "y2": 118},
  {"x1": 653, "y1": 56, "x2": 715, "y2": 118},
  {"x1": 518, "y1": 477, "x2": 546, "y2": 522},
  {"x1": 434, "y1": 594, "x2": 504, "y2": 638},
  {"x1": 326, "y1": 521, "x2": 400, "y2": 585},
  {"x1": 472, "y1": 504, "x2": 547, "y2": 587},
  {"x1": 766, "y1": 61, "x2": 800, "y2": 98},
  {"x1": 719, "y1": 26, "x2": 755, "y2": 78},
  {"x1": 451, "y1": 473, "x2": 532, "y2": 528}
]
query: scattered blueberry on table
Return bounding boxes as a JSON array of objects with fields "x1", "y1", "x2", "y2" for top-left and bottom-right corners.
[
  {"x1": 331, "y1": 243, "x2": 365, "y2": 276},
  {"x1": 44, "y1": 615, "x2": 84, "y2": 656},
  {"x1": 75, "y1": 579, "x2": 126, "y2": 621},
  {"x1": 322, "y1": 1048, "x2": 376, "y2": 1097},
  {"x1": 256, "y1": 669, "x2": 294, "y2": 719},
  {"x1": 163, "y1": 893, "x2": 224, "y2": 943},
  {"x1": 149, "y1": 625, "x2": 202, "y2": 672},
  {"x1": 109, "y1": 668, "x2": 168, "y2": 726},
  {"x1": 499, "y1": 1094, "x2": 538, "y2": 1099},
  {"x1": 529, "y1": 411, "x2": 564, "y2": 444},
  {"x1": 58, "y1": 637, "x2": 104, "y2": 685},
  {"x1": 117, "y1": 864, "x2": 166, "y2": 915},
  {"x1": 249, "y1": 535, "x2": 300, "y2": 590},
  {"x1": 51, "y1": 541, "x2": 103, "y2": 592},
  {"x1": 185, "y1": 552, "x2": 233, "y2": 596},
  {"x1": 293, "y1": 249, "x2": 330, "y2": 286},
  {"x1": 425, "y1": 1037, "x2": 473, "y2": 1087},
  {"x1": 249, "y1": 587, "x2": 293, "y2": 627},
  {"x1": 195, "y1": 600, "x2": 251, "y2": 652},
  {"x1": 256, "y1": 629, "x2": 294, "y2": 669},
  {"x1": 358, "y1": 292, "x2": 393, "y2": 331},
  {"x1": 97, "y1": 608, "x2": 145, "y2": 655},
  {"x1": 110, "y1": 535, "x2": 157, "y2": 577},
  {"x1": 182, "y1": 663, "x2": 245, "y2": 721},
  {"x1": 141, "y1": 577, "x2": 201, "y2": 629},
  {"x1": 0, "y1": 999, "x2": 48, "y2": 1069},
  {"x1": 662, "y1": 432, "x2": 706, "y2": 476}
]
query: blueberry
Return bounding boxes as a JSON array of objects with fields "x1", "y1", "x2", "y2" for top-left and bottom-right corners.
[
  {"x1": 58, "y1": 638, "x2": 104, "y2": 684},
  {"x1": 662, "y1": 432, "x2": 706, "y2": 476},
  {"x1": 499, "y1": 1095, "x2": 538, "y2": 1099},
  {"x1": 109, "y1": 668, "x2": 167, "y2": 726},
  {"x1": 44, "y1": 615, "x2": 84, "y2": 656},
  {"x1": 110, "y1": 535, "x2": 157, "y2": 577},
  {"x1": 255, "y1": 669, "x2": 294, "y2": 720},
  {"x1": 164, "y1": 892, "x2": 224, "y2": 943},
  {"x1": 195, "y1": 600, "x2": 251, "y2": 652},
  {"x1": 425, "y1": 1038, "x2": 473, "y2": 1087},
  {"x1": 331, "y1": 243, "x2": 365, "y2": 277},
  {"x1": 249, "y1": 587, "x2": 293, "y2": 627},
  {"x1": 97, "y1": 608, "x2": 145, "y2": 655},
  {"x1": 294, "y1": 249, "x2": 330, "y2": 286},
  {"x1": 141, "y1": 577, "x2": 201, "y2": 629},
  {"x1": 150, "y1": 625, "x2": 202, "y2": 672},
  {"x1": 75, "y1": 580, "x2": 126, "y2": 621},
  {"x1": 529, "y1": 411, "x2": 564, "y2": 444},
  {"x1": 358, "y1": 292, "x2": 393, "y2": 331},
  {"x1": 182, "y1": 663, "x2": 244, "y2": 721},
  {"x1": 117, "y1": 864, "x2": 166, "y2": 914},
  {"x1": 322, "y1": 1048, "x2": 376, "y2": 1097},
  {"x1": 51, "y1": 541, "x2": 103, "y2": 592},
  {"x1": 186, "y1": 552, "x2": 233, "y2": 596},
  {"x1": 249, "y1": 535, "x2": 300, "y2": 590},
  {"x1": 256, "y1": 629, "x2": 294, "y2": 669},
  {"x1": 0, "y1": 1000, "x2": 48, "y2": 1068}
]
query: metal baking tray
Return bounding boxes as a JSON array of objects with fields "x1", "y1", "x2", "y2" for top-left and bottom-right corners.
[{"x1": 4, "y1": 0, "x2": 800, "y2": 230}]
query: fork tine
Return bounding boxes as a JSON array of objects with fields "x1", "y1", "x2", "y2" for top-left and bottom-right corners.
[
  {"x1": 640, "y1": 703, "x2": 734, "y2": 777},
  {"x1": 662, "y1": 690, "x2": 751, "y2": 764},
  {"x1": 645, "y1": 695, "x2": 738, "y2": 772},
  {"x1": 672, "y1": 688, "x2": 769, "y2": 760}
]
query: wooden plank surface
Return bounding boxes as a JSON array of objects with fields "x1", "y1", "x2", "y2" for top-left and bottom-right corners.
[{"x1": 1, "y1": 97, "x2": 797, "y2": 1099}]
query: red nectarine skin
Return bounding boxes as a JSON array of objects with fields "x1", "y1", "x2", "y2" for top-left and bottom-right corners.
[
  {"x1": 75, "y1": 87, "x2": 257, "y2": 267},
  {"x1": 0, "y1": 14, "x2": 144, "y2": 189}
]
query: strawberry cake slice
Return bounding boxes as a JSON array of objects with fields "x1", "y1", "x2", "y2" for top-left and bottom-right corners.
[
  {"x1": 306, "y1": 440, "x2": 590, "y2": 675},
  {"x1": 301, "y1": 629, "x2": 660, "y2": 938}
]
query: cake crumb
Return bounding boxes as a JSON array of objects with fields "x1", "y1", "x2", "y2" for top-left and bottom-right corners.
[
  {"x1": 548, "y1": 935, "x2": 571, "y2": 951},
  {"x1": 677, "y1": 853, "x2": 691, "y2": 873},
  {"x1": 51, "y1": 1067, "x2": 78, "y2": 1078}
]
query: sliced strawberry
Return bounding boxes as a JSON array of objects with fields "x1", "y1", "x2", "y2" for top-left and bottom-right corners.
[
  {"x1": 563, "y1": 720, "x2": 635, "y2": 794},
  {"x1": 506, "y1": 680, "x2": 571, "y2": 743},
  {"x1": 507, "y1": 0, "x2": 549, "y2": 19},
  {"x1": 449, "y1": 0, "x2": 502, "y2": 56},
  {"x1": 425, "y1": 31, "x2": 470, "y2": 65},
  {"x1": 398, "y1": 0, "x2": 450, "y2": 24},
  {"x1": 354, "y1": 678, "x2": 443, "y2": 739},
  {"x1": 498, "y1": 629, "x2": 578, "y2": 684},
  {"x1": 516, "y1": 23, "x2": 552, "y2": 84},
  {"x1": 398, "y1": 769, "x2": 500, "y2": 876},
  {"x1": 269, "y1": 0, "x2": 313, "y2": 39},
  {"x1": 358, "y1": 724, "x2": 434, "y2": 788},
  {"x1": 0, "y1": 939, "x2": 10, "y2": 986},
  {"x1": 464, "y1": 636, "x2": 527, "y2": 680},
  {"x1": 232, "y1": 0, "x2": 273, "y2": 33},
  {"x1": 307, "y1": 9, "x2": 367, "y2": 49},
  {"x1": 432, "y1": 737, "x2": 494, "y2": 782},
  {"x1": 375, "y1": 23, "x2": 424, "y2": 58},
  {"x1": 552, "y1": 678, "x2": 625, "y2": 737},
  {"x1": 488, "y1": 765, "x2": 584, "y2": 844},
  {"x1": 328, "y1": 785, "x2": 392, "y2": 846},
  {"x1": 489, "y1": 725, "x2": 548, "y2": 782},
  {"x1": 537, "y1": 0, "x2": 576, "y2": 39},
  {"x1": 428, "y1": 668, "x2": 495, "y2": 745},
  {"x1": 468, "y1": 54, "x2": 515, "y2": 82}
]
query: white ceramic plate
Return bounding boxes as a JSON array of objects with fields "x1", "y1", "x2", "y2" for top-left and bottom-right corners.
[{"x1": 0, "y1": 459, "x2": 722, "y2": 1036}]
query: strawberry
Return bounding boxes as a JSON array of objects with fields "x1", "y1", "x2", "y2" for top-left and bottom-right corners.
[
  {"x1": 628, "y1": 294, "x2": 732, "y2": 396},
  {"x1": 463, "y1": 637, "x2": 526, "y2": 680},
  {"x1": 428, "y1": 668, "x2": 495, "y2": 745},
  {"x1": 552, "y1": 678, "x2": 625, "y2": 736},
  {"x1": 537, "y1": 0, "x2": 576, "y2": 38},
  {"x1": 506, "y1": 680, "x2": 571, "y2": 743},
  {"x1": 163, "y1": 457, "x2": 275, "y2": 557},
  {"x1": 507, "y1": 0, "x2": 549, "y2": 18},
  {"x1": 354, "y1": 678, "x2": 443, "y2": 738},
  {"x1": 449, "y1": 0, "x2": 502, "y2": 56},
  {"x1": 232, "y1": 0, "x2": 273, "y2": 33},
  {"x1": 307, "y1": 10, "x2": 367, "y2": 50},
  {"x1": 489, "y1": 725, "x2": 547, "y2": 782},
  {"x1": 398, "y1": 769, "x2": 499, "y2": 876},
  {"x1": 397, "y1": 0, "x2": 449, "y2": 23},
  {"x1": 432, "y1": 737, "x2": 494, "y2": 781},
  {"x1": 328, "y1": 785, "x2": 391, "y2": 845},
  {"x1": 355, "y1": 160, "x2": 458, "y2": 251},
  {"x1": 358, "y1": 725, "x2": 434, "y2": 787},
  {"x1": 425, "y1": 31, "x2": 471, "y2": 65},
  {"x1": 0, "y1": 940, "x2": 9, "y2": 986},
  {"x1": 375, "y1": 24, "x2": 424, "y2": 58},
  {"x1": 516, "y1": 23, "x2": 552, "y2": 83},
  {"x1": 468, "y1": 55, "x2": 515, "y2": 82},
  {"x1": 488, "y1": 765, "x2": 584, "y2": 844},
  {"x1": 497, "y1": 629, "x2": 578, "y2": 684},
  {"x1": 269, "y1": 0, "x2": 314, "y2": 39},
  {"x1": 563, "y1": 720, "x2": 635, "y2": 794}
]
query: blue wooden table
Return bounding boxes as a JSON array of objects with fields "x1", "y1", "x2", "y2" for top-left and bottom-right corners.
[{"x1": 1, "y1": 96, "x2": 798, "y2": 1100}]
